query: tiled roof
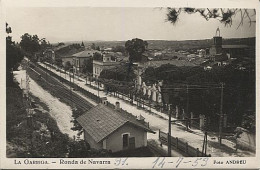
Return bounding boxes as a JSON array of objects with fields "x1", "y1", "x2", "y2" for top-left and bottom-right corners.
[
  {"x1": 72, "y1": 50, "x2": 99, "y2": 58},
  {"x1": 77, "y1": 104, "x2": 154, "y2": 143}
]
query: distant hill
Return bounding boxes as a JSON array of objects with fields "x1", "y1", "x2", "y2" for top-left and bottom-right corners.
[{"x1": 60, "y1": 37, "x2": 255, "y2": 51}]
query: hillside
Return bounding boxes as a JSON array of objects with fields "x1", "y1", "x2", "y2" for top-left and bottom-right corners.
[{"x1": 62, "y1": 37, "x2": 255, "y2": 51}]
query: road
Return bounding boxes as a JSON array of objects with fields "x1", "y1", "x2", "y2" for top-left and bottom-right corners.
[{"x1": 37, "y1": 62, "x2": 255, "y2": 157}]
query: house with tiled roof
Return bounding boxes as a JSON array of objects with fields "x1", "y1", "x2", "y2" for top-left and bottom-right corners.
[
  {"x1": 72, "y1": 50, "x2": 100, "y2": 73},
  {"x1": 43, "y1": 48, "x2": 55, "y2": 61},
  {"x1": 93, "y1": 52, "x2": 121, "y2": 79},
  {"x1": 76, "y1": 101, "x2": 155, "y2": 152}
]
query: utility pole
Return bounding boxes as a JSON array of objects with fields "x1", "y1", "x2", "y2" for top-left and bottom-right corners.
[
  {"x1": 45, "y1": 62, "x2": 48, "y2": 80},
  {"x1": 186, "y1": 84, "x2": 189, "y2": 117},
  {"x1": 69, "y1": 73, "x2": 73, "y2": 106},
  {"x1": 73, "y1": 68, "x2": 75, "y2": 84},
  {"x1": 97, "y1": 78, "x2": 100, "y2": 98},
  {"x1": 168, "y1": 104, "x2": 172, "y2": 157},
  {"x1": 60, "y1": 67, "x2": 62, "y2": 82},
  {"x1": 219, "y1": 82, "x2": 224, "y2": 145},
  {"x1": 202, "y1": 131, "x2": 208, "y2": 156}
]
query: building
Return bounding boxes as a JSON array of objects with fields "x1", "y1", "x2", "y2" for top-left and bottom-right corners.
[
  {"x1": 222, "y1": 45, "x2": 250, "y2": 59},
  {"x1": 43, "y1": 48, "x2": 55, "y2": 61},
  {"x1": 55, "y1": 44, "x2": 85, "y2": 67},
  {"x1": 76, "y1": 101, "x2": 155, "y2": 152},
  {"x1": 209, "y1": 27, "x2": 223, "y2": 56},
  {"x1": 72, "y1": 50, "x2": 100, "y2": 73},
  {"x1": 209, "y1": 27, "x2": 251, "y2": 62},
  {"x1": 197, "y1": 49, "x2": 206, "y2": 57},
  {"x1": 93, "y1": 53, "x2": 121, "y2": 78}
]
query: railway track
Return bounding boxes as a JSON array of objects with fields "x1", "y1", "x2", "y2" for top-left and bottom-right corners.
[{"x1": 27, "y1": 63, "x2": 94, "y2": 112}]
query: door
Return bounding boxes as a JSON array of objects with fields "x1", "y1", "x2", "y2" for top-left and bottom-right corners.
[
  {"x1": 123, "y1": 134, "x2": 129, "y2": 149},
  {"x1": 129, "y1": 137, "x2": 136, "y2": 150}
]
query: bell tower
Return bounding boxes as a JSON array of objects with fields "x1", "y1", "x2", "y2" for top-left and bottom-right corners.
[{"x1": 211, "y1": 27, "x2": 222, "y2": 55}]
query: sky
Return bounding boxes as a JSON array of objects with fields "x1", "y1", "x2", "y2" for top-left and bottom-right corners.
[{"x1": 6, "y1": 7, "x2": 256, "y2": 43}]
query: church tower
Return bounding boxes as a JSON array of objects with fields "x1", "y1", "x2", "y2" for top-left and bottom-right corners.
[
  {"x1": 81, "y1": 41, "x2": 85, "y2": 48},
  {"x1": 210, "y1": 27, "x2": 223, "y2": 55},
  {"x1": 213, "y1": 27, "x2": 222, "y2": 54}
]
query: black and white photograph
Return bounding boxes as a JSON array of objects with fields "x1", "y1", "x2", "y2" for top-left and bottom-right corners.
[{"x1": 1, "y1": 0, "x2": 259, "y2": 169}]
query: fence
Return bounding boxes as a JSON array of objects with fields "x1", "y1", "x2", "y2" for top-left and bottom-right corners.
[
  {"x1": 35, "y1": 62, "x2": 150, "y2": 128},
  {"x1": 159, "y1": 130, "x2": 211, "y2": 157},
  {"x1": 37, "y1": 63, "x2": 101, "y2": 103}
]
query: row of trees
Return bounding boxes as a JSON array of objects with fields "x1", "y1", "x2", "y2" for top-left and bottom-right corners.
[
  {"x1": 6, "y1": 23, "x2": 24, "y2": 86},
  {"x1": 142, "y1": 64, "x2": 255, "y2": 131},
  {"x1": 20, "y1": 33, "x2": 52, "y2": 59}
]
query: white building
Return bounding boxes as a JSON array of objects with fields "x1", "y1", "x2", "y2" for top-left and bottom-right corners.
[{"x1": 93, "y1": 53, "x2": 121, "y2": 78}]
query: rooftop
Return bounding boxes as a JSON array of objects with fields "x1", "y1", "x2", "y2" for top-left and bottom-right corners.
[
  {"x1": 72, "y1": 50, "x2": 100, "y2": 58},
  {"x1": 76, "y1": 104, "x2": 154, "y2": 143}
]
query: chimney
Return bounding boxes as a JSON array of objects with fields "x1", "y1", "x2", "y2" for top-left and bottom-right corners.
[
  {"x1": 115, "y1": 101, "x2": 120, "y2": 110},
  {"x1": 101, "y1": 97, "x2": 108, "y2": 105},
  {"x1": 137, "y1": 114, "x2": 145, "y2": 123}
]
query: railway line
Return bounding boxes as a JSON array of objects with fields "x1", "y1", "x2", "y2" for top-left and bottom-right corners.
[{"x1": 26, "y1": 62, "x2": 94, "y2": 112}]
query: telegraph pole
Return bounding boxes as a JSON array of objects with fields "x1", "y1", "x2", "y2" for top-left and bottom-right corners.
[
  {"x1": 186, "y1": 85, "x2": 189, "y2": 116},
  {"x1": 168, "y1": 104, "x2": 172, "y2": 157},
  {"x1": 97, "y1": 78, "x2": 100, "y2": 98},
  {"x1": 219, "y1": 82, "x2": 224, "y2": 145}
]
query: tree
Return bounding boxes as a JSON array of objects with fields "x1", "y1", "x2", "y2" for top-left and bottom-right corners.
[
  {"x1": 96, "y1": 46, "x2": 100, "y2": 51},
  {"x1": 6, "y1": 23, "x2": 24, "y2": 86},
  {"x1": 82, "y1": 58, "x2": 93, "y2": 74},
  {"x1": 57, "y1": 42, "x2": 65, "y2": 46},
  {"x1": 112, "y1": 45, "x2": 125, "y2": 54},
  {"x1": 64, "y1": 61, "x2": 72, "y2": 71},
  {"x1": 39, "y1": 38, "x2": 50, "y2": 51},
  {"x1": 93, "y1": 52, "x2": 102, "y2": 61},
  {"x1": 91, "y1": 43, "x2": 96, "y2": 50},
  {"x1": 166, "y1": 8, "x2": 256, "y2": 28},
  {"x1": 20, "y1": 33, "x2": 41, "y2": 58},
  {"x1": 68, "y1": 139, "x2": 111, "y2": 158},
  {"x1": 125, "y1": 38, "x2": 148, "y2": 63},
  {"x1": 142, "y1": 64, "x2": 255, "y2": 130},
  {"x1": 68, "y1": 140, "x2": 90, "y2": 157},
  {"x1": 99, "y1": 64, "x2": 135, "y2": 82},
  {"x1": 55, "y1": 58, "x2": 63, "y2": 68},
  {"x1": 70, "y1": 108, "x2": 84, "y2": 135}
]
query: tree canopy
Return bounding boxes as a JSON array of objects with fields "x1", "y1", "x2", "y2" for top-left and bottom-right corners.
[
  {"x1": 6, "y1": 23, "x2": 24, "y2": 86},
  {"x1": 99, "y1": 64, "x2": 136, "y2": 82},
  {"x1": 125, "y1": 38, "x2": 148, "y2": 63},
  {"x1": 70, "y1": 108, "x2": 84, "y2": 136},
  {"x1": 166, "y1": 8, "x2": 256, "y2": 28},
  {"x1": 82, "y1": 58, "x2": 93, "y2": 74},
  {"x1": 142, "y1": 64, "x2": 255, "y2": 130},
  {"x1": 99, "y1": 64, "x2": 136, "y2": 94},
  {"x1": 64, "y1": 61, "x2": 73, "y2": 71},
  {"x1": 112, "y1": 45, "x2": 126, "y2": 54},
  {"x1": 93, "y1": 52, "x2": 103, "y2": 61},
  {"x1": 20, "y1": 33, "x2": 41, "y2": 57}
]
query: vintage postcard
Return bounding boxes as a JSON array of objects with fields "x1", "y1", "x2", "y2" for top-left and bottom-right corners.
[{"x1": 0, "y1": 0, "x2": 259, "y2": 169}]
